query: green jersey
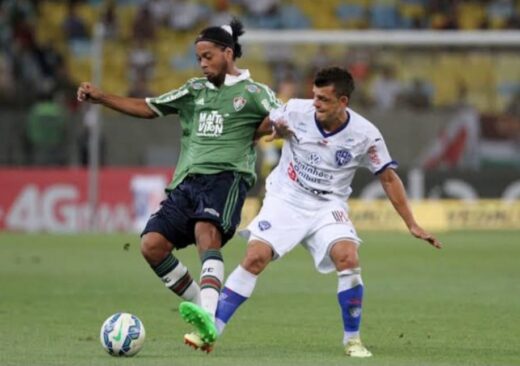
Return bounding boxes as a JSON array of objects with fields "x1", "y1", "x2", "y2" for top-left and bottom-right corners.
[{"x1": 146, "y1": 69, "x2": 280, "y2": 190}]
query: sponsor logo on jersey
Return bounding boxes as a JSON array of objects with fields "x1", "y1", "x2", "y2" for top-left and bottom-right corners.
[
  {"x1": 287, "y1": 162, "x2": 297, "y2": 181},
  {"x1": 191, "y1": 82, "x2": 205, "y2": 90},
  {"x1": 335, "y1": 149, "x2": 352, "y2": 166},
  {"x1": 367, "y1": 145, "x2": 381, "y2": 165},
  {"x1": 203, "y1": 208, "x2": 220, "y2": 217},
  {"x1": 246, "y1": 84, "x2": 259, "y2": 93},
  {"x1": 307, "y1": 152, "x2": 321, "y2": 165},
  {"x1": 197, "y1": 111, "x2": 224, "y2": 137},
  {"x1": 258, "y1": 220, "x2": 271, "y2": 231},
  {"x1": 233, "y1": 96, "x2": 247, "y2": 111}
]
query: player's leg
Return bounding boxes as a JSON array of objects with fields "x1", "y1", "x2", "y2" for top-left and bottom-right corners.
[
  {"x1": 328, "y1": 241, "x2": 370, "y2": 355},
  {"x1": 304, "y1": 214, "x2": 371, "y2": 358},
  {"x1": 214, "y1": 239, "x2": 273, "y2": 334},
  {"x1": 179, "y1": 172, "x2": 249, "y2": 344},
  {"x1": 215, "y1": 194, "x2": 309, "y2": 336},
  {"x1": 140, "y1": 190, "x2": 201, "y2": 304}
]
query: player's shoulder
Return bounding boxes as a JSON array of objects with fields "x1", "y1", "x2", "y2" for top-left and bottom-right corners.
[
  {"x1": 283, "y1": 99, "x2": 315, "y2": 114},
  {"x1": 244, "y1": 79, "x2": 275, "y2": 96},
  {"x1": 185, "y1": 77, "x2": 208, "y2": 92},
  {"x1": 348, "y1": 107, "x2": 382, "y2": 138}
]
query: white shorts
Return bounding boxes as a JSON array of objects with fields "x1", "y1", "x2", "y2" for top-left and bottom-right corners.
[{"x1": 244, "y1": 194, "x2": 361, "y2": 273}]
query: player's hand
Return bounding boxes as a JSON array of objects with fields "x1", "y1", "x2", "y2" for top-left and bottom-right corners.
[
  {"x1": 409, "y1": 224, "x2": 442, "y2": 249},
  {"x1": 265, "y1": 119, "x2": 295, "y2": 142},
  {"x1": 77, "y1": 82, "x2": 104, "y2": 103}
]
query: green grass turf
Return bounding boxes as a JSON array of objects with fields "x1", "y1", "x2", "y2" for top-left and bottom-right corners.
[{"x1": 0, "y1": 231, "x2": 519, "y2": 366}]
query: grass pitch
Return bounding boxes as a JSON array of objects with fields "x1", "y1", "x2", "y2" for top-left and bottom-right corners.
[{"x1": 1, "y1": 230, "x2": 519, "y2": 366}]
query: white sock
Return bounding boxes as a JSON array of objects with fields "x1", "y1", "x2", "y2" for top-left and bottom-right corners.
[
  {"x1": 224, "y1": 265, "x2": 258, "y2": 297},
  {"x1": 200, "y1": 252, "x2": 224, "y2": 319}
]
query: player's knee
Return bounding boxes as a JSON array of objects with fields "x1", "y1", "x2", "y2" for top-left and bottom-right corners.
[
  {"x1": 242, "y1": 247, "x2": 271, "y2": 275},
  {"x1": 194, "y1": 221, "x2": 222, "y2": 251},
  {"x1": 332, "y1": 251, "x2": 359, "y2": 271},
  {"x1": 140, "y1": 233, "x2": 172, "y2": 265}
]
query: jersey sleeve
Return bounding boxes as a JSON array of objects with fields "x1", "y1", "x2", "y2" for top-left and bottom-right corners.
[
  {"x1": 269, "y1": 103, "x2": 287, "y2": 122},
  {"x1": 361, "y1": 129, "x2": 399, "y2": 175},
  {"x1": 255, "y1": 84, "x2": 282, "y2": 116},
  {"x1": 145, "y1": 81, "x2": 194, "y2": 117}
]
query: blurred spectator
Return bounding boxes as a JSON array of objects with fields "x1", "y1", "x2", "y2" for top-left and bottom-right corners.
[
  {"x1": 132, "y1": 4, "x2": 156, "y2": 43},
  {"x1": 419, "y1": 85, "x2": 481, "y2": 170},
  {"x1": 146, "y1": 0, "x2": 172, "y2": 26},
  {"x1": 399, "y1": 0, "x2": 428, "y2": 28},
  {"x1": 77, "y1": 107, "x2": 106, "y2": 167},
  {"x1": 53, "y1": 59, "x2": 79, "y2": 113},
  {"x1": 100, "y1": 0, "x2": 118, "y2": 39},
  {"x1": 25, "y1": 84, "x2": 69, "y2": 166},
  {"x1": 209, "y1": 0, "x2": 233, "y2": 27},
  {"x1": 240, "y1": 0, "x2": 281, "y2": 29},
  {"x1": 279, "y1": 1, "x2": 310, "y2": 29},
  {"x1": 276, "y1": 75, "x2": 297, "y2": 103},
  {"x1": 0, "y1": 4, "x2": 11, "y2": 50},
  {"x1": 480, "y1": 93, "x2": 520, "y2": 167},
  {"x1": 400, "y1": 78, "x2": 432, "y2": 110},
  {"x1": 486, "y1": 0, "x2": 514, "y2": 29},
  {"x1": 336, "y1": 1, "x2": 368, "y2": 29},
  {"x1": 168, "y1": 0, "x2": 208, "y2": 32},
  {"x1": 127, "y1": 74, "x2": 154, "y2": 98},
  {"x1": 62, "y1": 3, "x2": 89, "y2": 41},
  {"x1": 371, "y1": 65, "x2": 402, "y2": 110},
  {"x1": 127, "y1": 39, "x2": 155, "y2": 82},
  {"x1": 370, "y1": 0, "x2": 399, "y2": 29},
  {"x1": 0, "y1": 54, "x2": 15, "y2": 104}
]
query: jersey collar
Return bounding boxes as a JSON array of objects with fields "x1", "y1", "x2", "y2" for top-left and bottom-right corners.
[
  {"x1": 314, "y1": 110, "x2": 350, "y2": 138},
  {"x1": 205, "y1": 69, "x2": 251, "y2": 89}
]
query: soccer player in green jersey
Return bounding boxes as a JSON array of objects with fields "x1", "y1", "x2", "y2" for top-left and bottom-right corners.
[{"x1": 76, "y1": 19, "x2": 279, "y2": 348}]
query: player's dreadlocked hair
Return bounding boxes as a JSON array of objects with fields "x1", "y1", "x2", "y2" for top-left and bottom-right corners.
[
  {"x1": 195, "y1": 18, "x2": 245, "y2": 60},
  {"x1": 314, "y1": 67, "x2": 355, "y2": 98}
]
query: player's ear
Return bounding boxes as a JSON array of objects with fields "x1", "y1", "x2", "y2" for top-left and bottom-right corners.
[
  {"x1": 339, "y1": 95, "x2": 349, "y2": 106},
  {"x1": 224, "y1": 47, "x2": 234, "y2": 61}
]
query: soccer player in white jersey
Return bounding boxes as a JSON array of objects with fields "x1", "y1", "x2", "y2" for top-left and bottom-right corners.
[{"x1": 186, "y1": 66, "x2": 442, "y2": 356}]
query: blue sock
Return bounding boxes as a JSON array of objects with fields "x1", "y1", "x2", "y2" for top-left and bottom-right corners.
[
  {"x1": 338, "y1": 284, "x2": 364, "y2": 334},
  {"x1": 215, "y1": 287, "x2": 248, "y2": 333}
]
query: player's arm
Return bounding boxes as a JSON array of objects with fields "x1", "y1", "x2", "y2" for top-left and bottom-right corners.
[
  {"x1": 77, "y1": 82, "x2": 156, "y2": 119},
  {"x1": 378, "y1": 168, "x2": 442, "y2": 249},
  {"x1": 253, "y1": 116, "x2": 274, "y2": 139}
]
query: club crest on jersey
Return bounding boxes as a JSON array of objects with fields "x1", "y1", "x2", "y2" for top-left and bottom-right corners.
[
  {"x1": 233, "y1": 96, "x2": 247, "y2": 111},
  {"x1": 258, "y1": 220, "x2": 271, "y2": 231},
  {"x1": 307, "y1": 152, "x2": 321, "y2": 165},
  {"x1": 335, "y1": 149, "x2": 352, "y2": 166}
]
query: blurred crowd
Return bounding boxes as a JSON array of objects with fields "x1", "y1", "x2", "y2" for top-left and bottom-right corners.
[{"x1": 0, "y1": 0, "x2": 519, "y2": 169}]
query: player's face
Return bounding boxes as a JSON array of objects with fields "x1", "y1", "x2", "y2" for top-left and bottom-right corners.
[
  {"x1": 312, "y1": 85, "x2": 348, "y2": 125},
  {"x1": 195, "y1": 41, "x2": 232, "y2": 86}
]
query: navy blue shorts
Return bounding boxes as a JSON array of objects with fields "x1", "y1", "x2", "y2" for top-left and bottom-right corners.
[{"x1": 141, "y1": 171, "x2": 249, "y2": 249}]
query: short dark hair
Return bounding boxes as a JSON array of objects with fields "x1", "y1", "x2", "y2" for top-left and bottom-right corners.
[
  {"x1": 314, "y1": 67, "x2": 355, "y2": 98},
  {"x1": 195, "y1": 18, "x2": 245, "y2": 60}
]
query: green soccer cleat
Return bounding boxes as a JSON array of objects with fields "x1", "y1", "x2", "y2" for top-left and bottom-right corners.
[
  {"x1": 344, "y1": 337, "x2": 373, "y2": 358},
  {"x1": 179, "y1": 302, "x2": 218, "y2": 344},
  {"x1": 183, "y1": 332, "x2": 215, "y2": 353}
]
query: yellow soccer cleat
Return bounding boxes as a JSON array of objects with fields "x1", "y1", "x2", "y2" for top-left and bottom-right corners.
[
  {"x1": 183, "y1": 332, "x2": 215, "y2": 353},
  {"x1": 344, "y1": 337, "x2": 373, "y2": 358}
]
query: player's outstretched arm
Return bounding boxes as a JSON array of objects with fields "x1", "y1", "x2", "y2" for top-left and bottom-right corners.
[
  {"x1": 379, "y1": 168, "x2": 442, "y2": 249},
  {"x1": 253, "y1": 117, "x2": 295, "y2": 142},
  {"x1": 77, "y1": 82, "x2": 156, "y2": 119}
]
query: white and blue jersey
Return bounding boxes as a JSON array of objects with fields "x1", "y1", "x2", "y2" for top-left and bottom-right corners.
[{"x1": 266, "y1": 99, "x2": 397, "y2": 209}]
